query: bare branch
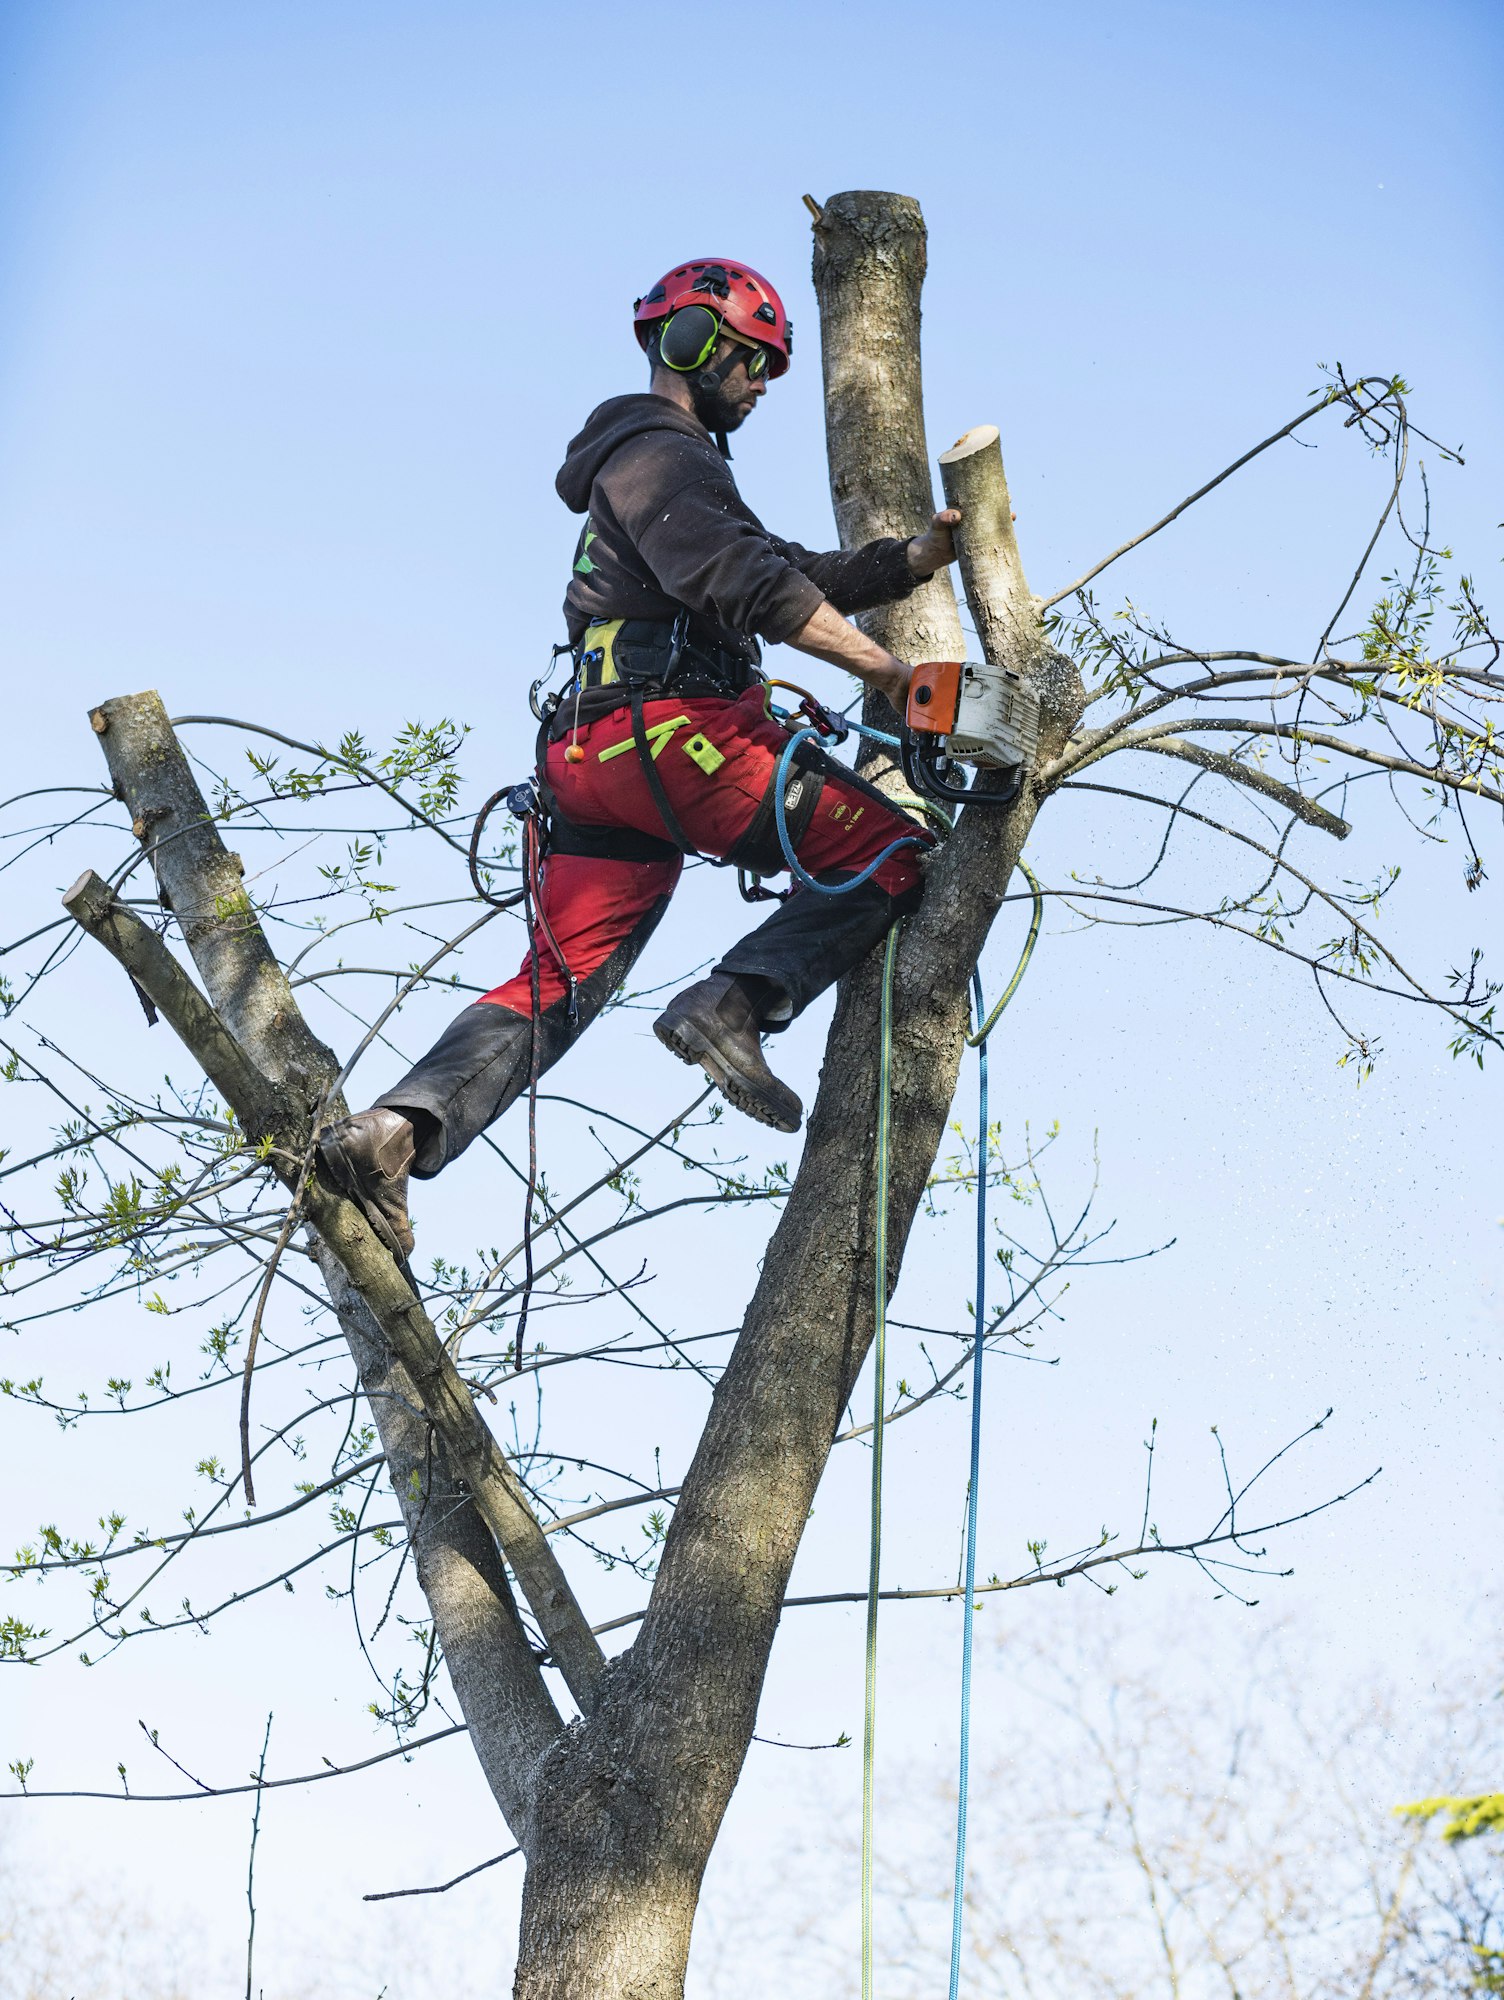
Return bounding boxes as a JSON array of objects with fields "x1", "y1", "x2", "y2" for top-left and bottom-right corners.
[
  {"x1": 62, "y1": 869, "x2": 602, "y2": 1714},
  {"x1": 2, "y1": 1722, "x2": 468, "y2": 1804},
  {"x1": 1039, "y1": 383, "x2": 1383, "y2": 610},
  {"x1": 1066, "y1": 717, "x2": 1504, "y2": 809},
  {"x1": 1147, "y1": 738, "x2": 1352, "y2": 836},
  {"x1": 593, "y1": 1464, "x2": 1382, "y2": 1640},
  {"x1": 363, "y1": 1846, "x2": 522, "y2": 1902}
]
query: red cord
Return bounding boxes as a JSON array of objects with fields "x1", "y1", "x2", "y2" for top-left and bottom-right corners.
[{"x1": 514, "y1": 820, "x2": 545, "y2": 1373}]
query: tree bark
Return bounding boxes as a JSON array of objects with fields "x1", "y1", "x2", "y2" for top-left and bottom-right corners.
[
  {"x1": 90, "y1": 694, "x2": 338, "y2": 1093},
  {"x1": 811, "y1": 191, "x2": 968, "y2": 671}
]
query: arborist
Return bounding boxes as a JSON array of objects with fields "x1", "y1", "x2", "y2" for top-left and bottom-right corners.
[{"x1": 317, "y1": 256, "x2": 965, "y2": 1259}]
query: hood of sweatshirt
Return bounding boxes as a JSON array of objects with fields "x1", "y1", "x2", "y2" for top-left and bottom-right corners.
[{"x1": 555, "y1": 393, "x2": 716, "y2": 514}]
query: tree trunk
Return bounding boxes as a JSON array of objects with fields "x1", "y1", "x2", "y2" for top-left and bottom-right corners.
[
  {"x1": 510, "y1": 192, "x2": 1083, "y2": 1999},
  {"x1": 512, "y1": 1666, "x2": 709, "y2": 1999}
]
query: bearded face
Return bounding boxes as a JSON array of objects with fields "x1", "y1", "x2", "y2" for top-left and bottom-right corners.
[{"x1": 691, "y1": 366, "x2": 756, "y2": 434}]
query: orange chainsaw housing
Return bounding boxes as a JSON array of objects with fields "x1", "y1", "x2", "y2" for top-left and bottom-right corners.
[{"x1": 905, "y1": 660, "x2": 963, "y2": 736}]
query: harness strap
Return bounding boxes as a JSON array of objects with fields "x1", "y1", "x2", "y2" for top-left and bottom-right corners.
[
  {"x1": 547, "y1": 683, "x2": 641, "y2": 741},
  {"x1": 548, "y1": 814, "x2": 680, "y2": 865},
  {"x1": 629, "y1": 686, "x2": 699, "y2": 855},
  {"x1": 726, "y1": 754, "x2": 825, "y2": 874}
]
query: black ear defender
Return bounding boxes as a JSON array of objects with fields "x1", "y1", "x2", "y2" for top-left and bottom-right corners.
[{"x1": 658, "y1": 304, "x2": 723, "y2": 373}]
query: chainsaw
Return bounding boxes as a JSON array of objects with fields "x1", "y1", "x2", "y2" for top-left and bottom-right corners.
[{"x1": 902, "y1": 658, "x2": 1040, "y2": 807}]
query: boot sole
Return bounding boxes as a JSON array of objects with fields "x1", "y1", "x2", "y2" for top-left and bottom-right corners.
[
  {"x1": 316, "y1": 1129, "x2": 416, "y2": 1263},
  {"x1": 653, "y1": 1017, "x2": 802, "y2": 1134}
]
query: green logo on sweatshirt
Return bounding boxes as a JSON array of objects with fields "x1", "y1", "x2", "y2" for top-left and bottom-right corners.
[{"x1": 573, "y1": 523, "x2": 598, "y2": 576}]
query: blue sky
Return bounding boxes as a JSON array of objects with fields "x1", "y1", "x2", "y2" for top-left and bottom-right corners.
[{"x1": 1, "y1": 2, "x2": 1500, "y2": 1992}]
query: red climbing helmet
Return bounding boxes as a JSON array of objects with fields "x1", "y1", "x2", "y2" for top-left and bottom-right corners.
[{"x1": 633, "y1": 259, "x2": 792, "y2": 377}]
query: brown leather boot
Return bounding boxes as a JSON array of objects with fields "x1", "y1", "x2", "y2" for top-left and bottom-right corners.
[
  {"x1": 316, "y1": 1107, "x2": 417, "y2": 1258},
  {"x1": 653, "y1": 975, "x2": 803, "y2": 1133}
]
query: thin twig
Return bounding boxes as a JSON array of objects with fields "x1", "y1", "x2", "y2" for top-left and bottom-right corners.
[
  {"x1": 240, "y1": 1165, "x2": 314, "y2": 1506},
  {"x1": 245, "y1": 1713, "x2": 273, "y2": 2000},
  {"x1": 2, "y1": 1722, "x2": 468, "y2": 1804},
  {"x1": 363, "y1": 1845, "x2": 521, "y2": 1901},
  {"x1": 587, "y1": 1470, "x2": 1382, "y2": 1641}
]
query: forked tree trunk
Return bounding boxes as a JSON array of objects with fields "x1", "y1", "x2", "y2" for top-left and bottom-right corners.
[{"x1": 71, "y1": 191, "x2": 1080, "y2": 2000}]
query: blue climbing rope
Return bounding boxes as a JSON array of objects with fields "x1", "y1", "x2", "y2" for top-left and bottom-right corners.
[
  {"x1": 862, "y1": 922, "x2": 900, "y2": 2000},
  {"x1": 772, "y1": 719, "x2": 927, "y2": 896}
]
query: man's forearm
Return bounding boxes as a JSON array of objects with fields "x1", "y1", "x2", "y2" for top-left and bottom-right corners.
[
  {"x1": 784, "y1": 600, "x2": 910, "y2": 710},
  {"x1": 781, "y1": 505, "x2": 964, "y2": 706}
]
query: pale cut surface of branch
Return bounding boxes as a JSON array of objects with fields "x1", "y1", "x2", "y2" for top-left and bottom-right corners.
[{"x1": 938, "y1": 424, "x2": 1035, "y2": 666}]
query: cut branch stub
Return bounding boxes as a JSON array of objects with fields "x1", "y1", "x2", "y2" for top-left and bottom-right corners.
[
  {"x1": 938, "y1": 423, "x2": 1085, "y2": 755},
  {"x1": 938, "y1": 425, "x2": 1035, "y2": 667}
]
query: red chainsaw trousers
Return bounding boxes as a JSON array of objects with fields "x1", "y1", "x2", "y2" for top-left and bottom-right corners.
[{"x1": 481, "y1": 686, "x2": 930, "y2": 1015}]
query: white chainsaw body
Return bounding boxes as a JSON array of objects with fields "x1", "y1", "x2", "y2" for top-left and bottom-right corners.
[{"x1": 946, "y1": 660, "x2": 1041, "y2": 771}]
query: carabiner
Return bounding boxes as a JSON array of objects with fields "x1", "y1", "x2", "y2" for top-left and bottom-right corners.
[{"x1": 763, "y1": 678, "x2": 848, "y2": 742}]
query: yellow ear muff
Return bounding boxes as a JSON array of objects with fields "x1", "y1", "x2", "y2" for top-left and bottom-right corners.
[{"x1": 657, "y1": 304, "x2": 722, "y2": 372}]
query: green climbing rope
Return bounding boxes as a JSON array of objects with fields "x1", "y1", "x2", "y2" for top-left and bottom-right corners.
[{"x1": 966, "y1": 859, "x2": 1044, "y2": 1047}]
